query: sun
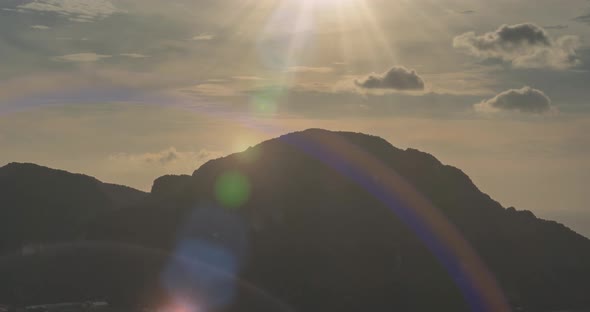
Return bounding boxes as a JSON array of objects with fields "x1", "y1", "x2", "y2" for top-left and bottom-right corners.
[{"x1": 263, "y1": 0, "x2": 387, "y2": 56}]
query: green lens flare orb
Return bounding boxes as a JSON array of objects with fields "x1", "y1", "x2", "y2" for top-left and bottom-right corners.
[
  {"x1": 250, "y1": 85, "x2": 281, "y2": 115},
  {"x1": 215, "y1": 171, "x2": 251, "y2": 209}
]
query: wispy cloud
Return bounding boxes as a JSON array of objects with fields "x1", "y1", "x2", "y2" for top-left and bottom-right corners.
[
  {"x1": 17, "y1": 0, "x2": 122, "y2": 22},
  {"x1": 446, "y1": 9, "x2": 476, "y2": 15},
  {"x1": 287, "y1": 66, "x2": 334, "y2": 73},
  {"x1": 30, "y1": 25, "x2": 50, "y2": 30},
  {"x1": 232, "y1": 76, "x2": 265, "y2": 81},
  {"x1": 574, "y1": 13, "x2": 590, "y2": 25},
  {"x1": 106, "y1": 147, "x2": 224, "y2": 187},
  {"x1": 191, "y1": 33, "x2": 215, "y2": 41},
  {"x1": 109, "y1": 147, "x2": 222, "y2": 167},
  {"x1": 182, "y1": 84, "x2": 240, "y2": 97},
  {"x1": 54, "y1": 53, "x2": 112, "y2": 62},
  {"x1": 544, "y1": 24, "x2": 568, "y2": 30},
  {"x1": 120, "y1": 53, "x2": 149, "y2": 58}
]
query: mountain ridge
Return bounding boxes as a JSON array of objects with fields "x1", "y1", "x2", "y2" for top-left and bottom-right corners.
[
  {"x1": 0, "y1": 162, "x2": 147, "y2": 204},
  {"x1": 0, "y1": 162, "x2": 147, "y2": 254},
  {"x1": 1, "y1": 129, "x2": 589, "y2": 311}
]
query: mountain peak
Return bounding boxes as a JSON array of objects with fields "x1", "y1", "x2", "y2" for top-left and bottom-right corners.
[
  {"x1": 279, "y1": 128, "x2": 403, "y2": 151},
  {"x1": 3, "y1": 131, "x2": 590, "y2": 311},
  {"x1": 2, "y1": 161, "x2": 72, "y2": 172}
]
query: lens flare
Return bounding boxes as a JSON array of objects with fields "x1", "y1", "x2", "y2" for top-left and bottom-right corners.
[
  {"x1": 159, "y1": 299, "x2": 203, "y2": 312},
  {"x1": 215, "y1": 171, "x2": 251, "y2": 209},
  {"x1": 146, "y1": 0, "x2": 511, "y2": 309},
  {"x1": 278, "y1": 130, "x2": 511, "y2": 312},
  {"x1": 249, "y1": 85, "x2": 282, "y2": 115}
]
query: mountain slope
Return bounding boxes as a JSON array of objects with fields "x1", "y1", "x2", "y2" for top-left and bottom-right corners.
[
  {"x1": 0, "y1": 163, "x2": 147, "y2": 253},
  {"x1": 1, "y1": 130, "x2": 589, "y2": 312},
  {"x1": 88, "y1": 129, "x2": 590, "y2": 311}
]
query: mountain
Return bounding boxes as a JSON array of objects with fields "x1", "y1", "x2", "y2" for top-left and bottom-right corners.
[
  {"x1": 1, "y1": 130, "x2": 590, "y2": 312},
  {"x1": 0, "y1": 163, "x2": 147, "y2": 253}
]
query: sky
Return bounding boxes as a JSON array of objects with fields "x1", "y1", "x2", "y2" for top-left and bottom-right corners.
[{"x1": 1, "y1": 0, "x2": 589, "y2": 236}]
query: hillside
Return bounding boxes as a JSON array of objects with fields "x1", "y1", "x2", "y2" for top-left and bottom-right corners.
[
  {"x1": 1, "y1": 130, "x2": 589, "y2": 312},
  {"x1": 0, "y1": 163, "x2": 147, "y2": 253}
]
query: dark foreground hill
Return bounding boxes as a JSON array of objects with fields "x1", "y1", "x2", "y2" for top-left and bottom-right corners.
[
  {"x1": 1, "y1": 129, "x2": 589, "y2": 312},
  {"x1": 0, "y1": 163, "x2": 146, "y2": 253}
]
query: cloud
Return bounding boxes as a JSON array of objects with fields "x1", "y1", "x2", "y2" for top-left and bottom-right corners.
[
  {"x1": 56, "y1": 37, "x2": 88, "y2": 41},
  {"x1": 232, "y1": 76, "x2": 265, "y2": 81},
  {"x1": 421, "y1": 66, "x2": 499, "y2": 96},
  {"x1": 109, "y1": 148, "x2": 223, "y2": 169},
  {"x1": 30, "y1": 25, "x2": 50, "y2": 30},
  {"x1": 191, "y1": 33, "x2": 215, "y2": 41},
  {"x1": 286, "y1": 66, "x2": 334, "y2": 73},
  {"x1": 120, "y1": 53, "x2": 149, "y2": 58},
  {"x1": 355, "y1": 66, "x2": 425, "y2": 91},
  {"x1": 182, "y1": 84, "x2": 240, "y2": 97},
  {"x1": 544, "y1": 24, "x2": 569, "y2": 30},
  {"x1": 446, "y1": 9, "x2": 475, "y2": 15},
  {"x1": 207, "y1": 79, "x2": 229, "y2": 83},
  {"x1": 0, "y1": 66, "x2": 201, "y2": 106},
  {"x1": 17, "y1": 0, "x2": 121, "y2": 22},
  {"x1": 475, "y1": 86, "x2": 554, "y2": 114},
  {"x1": 54, "y1": 53, "x2": 112, "y2": 62},
  {"x1": 453, "y1": 23, "x2": 580, "y2": 70},
  {"x1": 574, "y1": 13, "x2": 590, "y2": 25}
]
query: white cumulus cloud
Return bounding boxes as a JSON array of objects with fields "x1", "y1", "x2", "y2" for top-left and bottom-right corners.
[
  {"x1": 355, "y1": 66, "x2": 426, "y2": 91},
  {"x1": 475, "y1": 86, "x2": 554, "y2": 114}
]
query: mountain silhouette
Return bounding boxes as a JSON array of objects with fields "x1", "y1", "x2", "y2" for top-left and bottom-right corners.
[
  {"x1": 1, "y1": 129, "x2": 589, "y2": 312},
  {"x1": 0, "y1": 163, "x2": 146, "y2": 253}
]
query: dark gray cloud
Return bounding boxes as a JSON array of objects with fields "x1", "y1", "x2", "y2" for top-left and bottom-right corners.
[
  {"x1": 156, "y1": 149, "x2": 179, "y2": 165},
  {"x1": 460, "y1": 10, "x2": 476, "y2": 14},
  {"x1": 466, "y1": 23, "x2": 551, "y2": 47},
  {"x1": 574, "y1": 13, "x2": 590, "y2": 25},
  {"x1": 544, "y1": 24, "x2": 568, "y2": 30},
  {"x1": 475, "y1": 86, "x2": 553, "y2": 113},
  {"x1": 355, "y1": 66, "x2": 425, "y2": 91},
  {"x1": 454, "y1": 23, "x2": 580, "y2": 69}
]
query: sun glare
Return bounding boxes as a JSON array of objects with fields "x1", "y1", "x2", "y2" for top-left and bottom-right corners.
[
  {"x1": 307, "y1": 0, "x2": 356, "y2": 7},
  {"x1": 261, "y1": 0, "x2": 394, "y2": 70}
]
